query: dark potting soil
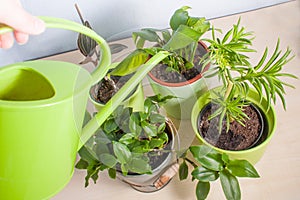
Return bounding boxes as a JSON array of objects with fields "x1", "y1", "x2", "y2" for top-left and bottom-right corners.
[
  {"x1": 150, "y1": 62, "x2": 202, "y2": 83},
  {"x1": 199, "y1": 103, "x2": 262, "y2": 151},
  {"x1": 92, "y1": 74, "x2": 132, "y2": 104},
  {"x1": 150, "y1": 43, "x2": 208, "y2": 83}
]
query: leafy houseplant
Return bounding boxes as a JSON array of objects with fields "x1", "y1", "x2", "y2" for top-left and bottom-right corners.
[
  {"x1": 115, "y1": 6, "x2": 211, "y2": 119},
  {"x1": 76, "y1": 95, "x2": 179, "y2": 192},
  {"x1": 191, "y1": 18, "x2": 296, "y2": 164},
  {"x1": 179, "y1": 145, "x2": 260, "y2": 200}
]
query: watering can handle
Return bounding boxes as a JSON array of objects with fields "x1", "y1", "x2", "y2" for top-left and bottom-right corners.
[
  {"x1": 0, "y1": 16, "x2": 111, "y2": 85},
  {"x1": 0, "y1": 16, "x2": 170, "y2": 150}
]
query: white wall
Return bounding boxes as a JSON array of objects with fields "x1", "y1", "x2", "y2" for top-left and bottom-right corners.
[{"x1": 0, "y1": 0, "x2": 291, "y2": 65}]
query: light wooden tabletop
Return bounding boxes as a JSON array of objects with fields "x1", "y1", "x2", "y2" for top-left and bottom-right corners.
[{"x1": 50, "y1": 1, "x2": 300, "y2": 199}]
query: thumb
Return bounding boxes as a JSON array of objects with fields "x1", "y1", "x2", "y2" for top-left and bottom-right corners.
[{"x1": 0, "y1": 4, "x2": 45, "y2": 35}]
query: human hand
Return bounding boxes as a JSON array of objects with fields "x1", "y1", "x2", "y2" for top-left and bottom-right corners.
[{"x1": 0, "y1": 0, "x2": 45, "y2": 49}]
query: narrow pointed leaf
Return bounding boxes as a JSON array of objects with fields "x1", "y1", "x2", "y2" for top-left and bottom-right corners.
[{"x1": 220, "y1": 170, "x2": 241, "y2": 200}]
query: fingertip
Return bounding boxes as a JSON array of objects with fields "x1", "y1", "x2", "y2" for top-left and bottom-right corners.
[
  {"x1": 0, "y1": 33, "x2": 14, "y2": 49},
  {"x1": 14, "y1": 31, "x2": 29, "y2": 45},
  {"x1": 32, "y1": 17, "x2": 46, "y2": 35},
  {"x1": 1, "y1": 6, "x2": 46, "y2": 35}
]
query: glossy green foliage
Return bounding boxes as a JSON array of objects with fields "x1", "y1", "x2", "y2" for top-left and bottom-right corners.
[
  {"x1": 132, "y1": 6, "x2": 210, "y2": 73},
  {"x1": 179, "y1": 145, "x2": 260, "y2": 200},
  {"x1": 76, "y1": 95, "x2": 173, "y2": 187}
]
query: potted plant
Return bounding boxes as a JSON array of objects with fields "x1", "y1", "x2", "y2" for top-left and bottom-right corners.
[
  {"x1": 75, "y1": 5, "x2": 143, "y2": 111},
  {"x1": 74, "y1": 4, "x2": 145, "y2": 111},
  {"x1": 75, "y1": 94, "x2": 179, "y2": 192},
  {"x1": 115, "y1": 6, "x2": 211, "y2": 119},
  {"x1": 190, "y1": 18, "x2": 296, "y2": 164}
]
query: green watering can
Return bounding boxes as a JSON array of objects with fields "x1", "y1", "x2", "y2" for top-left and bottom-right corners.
[{"x1": 0, "y1": 17, "x2": 169, "y2": 200}]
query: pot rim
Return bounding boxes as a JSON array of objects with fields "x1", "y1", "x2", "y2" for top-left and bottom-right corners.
[
  {"x1": 89, "y1": 74, "x2": 139, "y2": 106},
  {"x1": 192, "y1": 87, "x2": 277, "y2": 155},
  {"x1": 197, "y1": 102, "x2": 266, "y2": 151},
  {"x1": 147, "y1": 41, "x2": 210, "y2": 87}
]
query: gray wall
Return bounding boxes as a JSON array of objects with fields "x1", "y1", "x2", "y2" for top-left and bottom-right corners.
[{"x1": 0, "y1": 0, "x2": 291, "y2": 65}]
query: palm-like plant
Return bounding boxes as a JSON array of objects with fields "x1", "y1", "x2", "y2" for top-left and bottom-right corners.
[{"x1": 201, "y1": 18, "x2": 296, "y2": 131}]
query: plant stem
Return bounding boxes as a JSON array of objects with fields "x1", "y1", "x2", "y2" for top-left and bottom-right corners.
[
  {"x1": 185, "y1": 157, "x2": 198, "y2": 168},
  {"x1": 224, "y1": 79, "x2": 234, "y2": 101},
  {"x1": 74, "y1": 4, "x2": 85, "y2": 24},
  {"x1": 190, "y1": 42, "x2": 197, "y2": 63}
]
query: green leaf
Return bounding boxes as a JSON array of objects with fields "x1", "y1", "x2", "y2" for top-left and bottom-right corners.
[
  {"x1": 196, "y1": 181, "x2": 210, "y2": 200},
  {"x1": 78, "y1": 146, "x2": 99, "y2": 164},
  {"x1": 189, "y1": 146, "x2": 224, "y2": 171},
  {"x1": 121, "y1": 163, "x2": 129, "y2": 176},
  {"x1": 149, "y1": 138, "x2": 165, "y2": 149},
  {"x1": 179, "y1": 160, "x2": 189, "y2": 180},
  {"x1": 95, "y1": 129, "x2": 112, "y2": 144},
  {"x1": 94, "y1": 142, "x2": 110, "y2": 159},
  {"x1": 220, "y1": 170, "x2": 241, "y2": 200},
  {"x1": 144, "y1": 97, "x2": 157, "y2": 114},
  {"x1": 170, "y1": 6, "x2": 190, "y2": 30},
  {"x1": 187, "y1": 17, "x2": 210, "y2": 34},
  {"x1": 192, "y1": 166, "x2": 219, "y2": 182},
  {"x1": 133, "y1": 29, "x2": 160, "y2": 43},
  {"x1": 150, "y1": 113, "x2": 166, "y2": 124},
  {"x1": 227, "y1": 159, "x2": 260, "y2": 178},
  {"x1": 132, "y1": 141, "x2": 150, "y2": 153},
  {"x1": 113, "y1": 141, "x2": 132, "y2": 164},
  {"x1": 142, "y1": 121, "x2": 158, "y2": 137},
  {"x1": 129, "y1": 113, "x2": 142, "y2": 135},
  {"x1": 110, "y1": 49, "x2": 149, "y2": 76},
  {"x1": 163, "y1": 24, "x2": 201, "y2": 51},
  {"x1": 222, "y1": 154, "x2": 230, "y2": 164},
  {"x1": 85, "y1": 163, "x2": 101, "y2": 187},
  {"x1": 99, "y1": 153, "x2": 118, "y2": 168},
  {"x1": 103, "y1": 119, "x2": 118, "y2": 134},
  {"x1": 128, "y1": 156, "x2": 152, "y2": 174},
  {"x1": 108, "y1": 168, "x2": 116, "y2": 179},
  {"x1": 157, "y1": 123, "x2": 167, "y2": 133},
  {"x1": 75, "y1": 159, "x2": 89, "y2": 169},
  {"x1": 162, "y1": 29, "x2": 172, "y2": 43},
  {"x1": 119, "y1": 133, "x2": 136, "y2": 145}
]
